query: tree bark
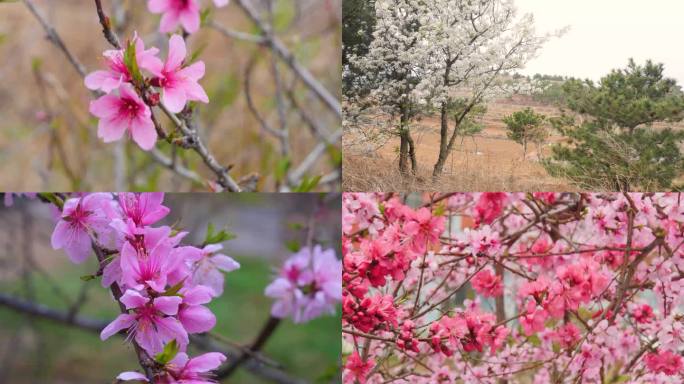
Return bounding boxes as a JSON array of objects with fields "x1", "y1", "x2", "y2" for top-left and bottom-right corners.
[
  {"x1": 407, "y1": 131, "x2": 417, "y2": 174},
  {"x1": 399, "y1": 107, "x2": 410, "y2": 175},
  {"x1": 433, "y1": 103, "x2": 450, "y2": 178}
]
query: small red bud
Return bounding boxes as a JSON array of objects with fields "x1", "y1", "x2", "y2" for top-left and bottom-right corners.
[{"x1": 148, "y1": 92, "x2": 160, "y2": 106}]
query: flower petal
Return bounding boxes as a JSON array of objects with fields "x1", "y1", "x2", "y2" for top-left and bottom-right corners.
[
  {"x1": 97, "y1": 114, "x2": 129, "y2": 143},
  {"x1": 117, "y1": 371, "x2": 149, "y2": 382},
  {"x1": 178, "y1": 61, "x2": 205, "y2": 81},
  {"x1": 186, "y1": 352, "x2": 227, "y2": 373},
  {"x1": 153, "y1": 296, "x2": 182, "y2": 316},
  {"x1": 89, "y1": 94, "x2": 121, "y2": 118},
  {"x1": 130, "y1": 115, "x2": 157, "y2": 151},
  {"x1": 179, "y1": 305, "x2": 216, "y2": 333},
  {"x1": 162, "y1": 84, "x2": 187, "y2": 113},
  {"x1": 100, "y1": 313, "x2": 135, "y2": 340},
  {"x1": 166, "y1": 34, "x2": 187, "y2": 71},
  {"x1": 120, "y1": 289, "x2": 149, "y2": 310}
]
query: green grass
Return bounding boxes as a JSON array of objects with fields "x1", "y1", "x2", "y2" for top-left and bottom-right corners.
[{"x1": 0, "y1": 255, "x2": 340, "y2": 383}]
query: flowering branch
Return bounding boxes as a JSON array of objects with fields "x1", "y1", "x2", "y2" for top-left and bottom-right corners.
[{"x1": 343, "y1": 192, "x2": 684, "y2": 383}]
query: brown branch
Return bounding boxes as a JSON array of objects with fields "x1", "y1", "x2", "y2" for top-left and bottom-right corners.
[
  {"x1": 0, "y1": 293, "x2": 308, "y2": 384},
  {"x1": 94, "y1": 0, "x2": 121, "y2": 49},
  {"x1": 232, "y1": 0, "x2": 341, "y2": 118},
  {"x1": 216, "y1": 316, "x2": 282, "y2": 380}
]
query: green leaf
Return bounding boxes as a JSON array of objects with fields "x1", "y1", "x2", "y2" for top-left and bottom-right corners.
[
  {"x1": 38, "y1": 193, "x2": 64, "y2": 210},
  {"x1": 163, "y1": 280, "x2": 185, "y2": 297},
  {"x1": 294, "y1": 175, "x2": 321, "y2": 192},
  {"x1": 326, "y1": 144, "x2": 342, "y2": 167},
  {"x1": 203, "y1": 222, "x2": 236, "y2": 246},
  {"x1": 154, "y1": 340, "x2": 179, "y2": 365},
  {"x1": 80, "y1": 274, "x2": 96, "y2": 282},
  {"x1": 527, "y1": 334, "x2": 541, "y2": 347},
  {"x1": 285, "y1": 239, "x2": 300, "y2": 252},
  {"x1": 612, "y1": 375, "x2": 631, "y2": 383},
  {"x1": 188, "y1": 42, "x2": 208, "y2": 64},
  {"x1": 123, "y1": 40, "x2": 143, "y2": 87},
  {"x1": 200, "y1": 7, "x2": 213, "y2": 26},
  {"x1": 287, "y1": 222, "x2": 304, "y2": 231},
  {"x1": 274, "y1": 157, "x2": 291, "y2": 183}
]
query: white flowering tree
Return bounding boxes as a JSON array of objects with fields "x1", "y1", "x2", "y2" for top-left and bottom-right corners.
[
  {"x1": 347, "y1": 0, "x2": 554, "y2": 177},
  {"x1": 346, "y1": 0, "x2": 433, "y2": 175},
  {"x1": 422, "y1": 0, "x2": 552, "y2": 177}
]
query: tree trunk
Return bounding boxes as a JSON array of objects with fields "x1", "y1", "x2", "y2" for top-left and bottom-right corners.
[
  {"x1": 398, "y1": 106, "x2": 411, "y2": 175},
  {"x1": 407, "y1": 131, "x2": 417, "y2": 174},
  {"x1": 433, "y1": 103, "x2": 449, "y2": 178}
]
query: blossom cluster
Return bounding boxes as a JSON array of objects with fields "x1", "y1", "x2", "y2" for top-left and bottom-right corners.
[
  {"x1": 343, "y1": 192, "x2": 684, "y2": 384},
  {"x1": 50, "y1": 193, "x2": 239, "y2": 382},
  {"x1": 265, "y1": 245, "x2": 343, "y2": 323},
  {"x1": 86, "y1": 34, "x2": 208, "y2": 150}
]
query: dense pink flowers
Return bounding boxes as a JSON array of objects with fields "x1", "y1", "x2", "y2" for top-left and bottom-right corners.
[
  {"x1": 471, "y1": 268, "x2": 503, "y2": 297},
  {"x1": 89, "y1": 84, "x2": 157, "y2": 150},
  {"x1": 343, "y1": 352, "x2": 374, "y2": 384},
  {"x1": 50, "y1": 193, "x2": 241, "y2": 381},
  {"x1": 343, "y1": 192, "x2": 684, "y2": 383},
  {"x1": 644, "y1": 349, "x2": 683, "y2": 376},
  {"x1": 265, "y1": 245, "x2": 342, "y2": 323}
]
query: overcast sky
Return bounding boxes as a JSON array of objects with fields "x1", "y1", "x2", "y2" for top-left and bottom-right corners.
[{"x1": 515, "y1": 0, "x2": 684, "y2": 84}]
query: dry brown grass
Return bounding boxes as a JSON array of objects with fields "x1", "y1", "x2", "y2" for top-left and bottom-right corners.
[
  {"x1": 343, "y1": 96, "x2": 576, "y2": 192},
  {"x1": 343, "y1": 154, "x2": 575, "y2": 192}
]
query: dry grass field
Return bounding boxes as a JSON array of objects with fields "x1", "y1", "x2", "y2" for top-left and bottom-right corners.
[
  {"x1": 344, "y1": 95, "x2": 576, "y2": 192},
  {"x1": 344, "y1": 92, "x2": 684, "y2": 192},
  {"x1": 0, "y1": 0, "x2": 341, "y2": 191}
]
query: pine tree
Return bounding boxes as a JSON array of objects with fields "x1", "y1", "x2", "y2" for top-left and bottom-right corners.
[
  {"x1": 503, "y1": 108, "x2": 547, "y2": 159},
  {"x1": 544, "y1": 60, "x2": 684, "y2": 191}
]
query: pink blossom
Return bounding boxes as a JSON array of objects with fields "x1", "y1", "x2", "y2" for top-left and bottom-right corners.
[
  {"x1": 644, "y1": 349, "x2": 683, "y2": 376},
  {"x1": 51, "y1": 193, "x2": 114, "y2": 263},
  {"x1": 551, "y1": 323, "x2": 580, "y2": 348},
  {"x1": 632, "y1": 304, "x2": 654, "y2": 324},
  {"x1": 118, "y1": 352, "x2": 226, "y2": 383},
  {"x1": 148, "y1": 34, "x2": 209, "y2": 113},
  {"x1": 177, "y1": 285, "x2": 216, "y2": 334},
  {"x1": 403, "y1": 207, "x2": 445, "y2": 253},
  {"x1": 265, "y1": 245, "x2": 342, "y2": 323},
  {"x1": 100, "y1": 290, "x2": 188, "y2": 354},
  {"x1": 467, "y1": 225, "x2": 501, "y2": 257},
  {"x1": 148, "y1": 0, "x2": 201, "y2": 34},
  {"x1": 471, "y1": 269, "x2": 503, "y2": 297},
  {"x1": 119, "y1": 231, "x2": 186, "y2": 292},
  {"x1": 344, "y1": 351, "x2": 374, "y2": 384},
  {"x1": 118, "y1": 192, "x2": 170, "y2": 227},
  {"x1": 89, "y1": 84, "x2": 157, "y2": 150},
  {"x1": 343, "y1": 294, "x2": 397, "y2": 333},
  {"x1": 473, "y1": 192, "x2": 506, "y2": 225},
  {"x1": 85, "y1": 34, "x2": 163, "y2": 93},
  {"x1": 190, "y1": 244, "x2": 240, "y2": 297},
  {"x1": 213, "y1": 0, "x2": 229, "y2": 6}
]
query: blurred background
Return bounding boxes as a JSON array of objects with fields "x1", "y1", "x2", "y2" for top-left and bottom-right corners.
[
  {"x1": 0, "y1": 0, "x2": 341, "y2": 191},
  {"x1": 0, "y1": 193, "x2": 342, "y2": 383}
]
